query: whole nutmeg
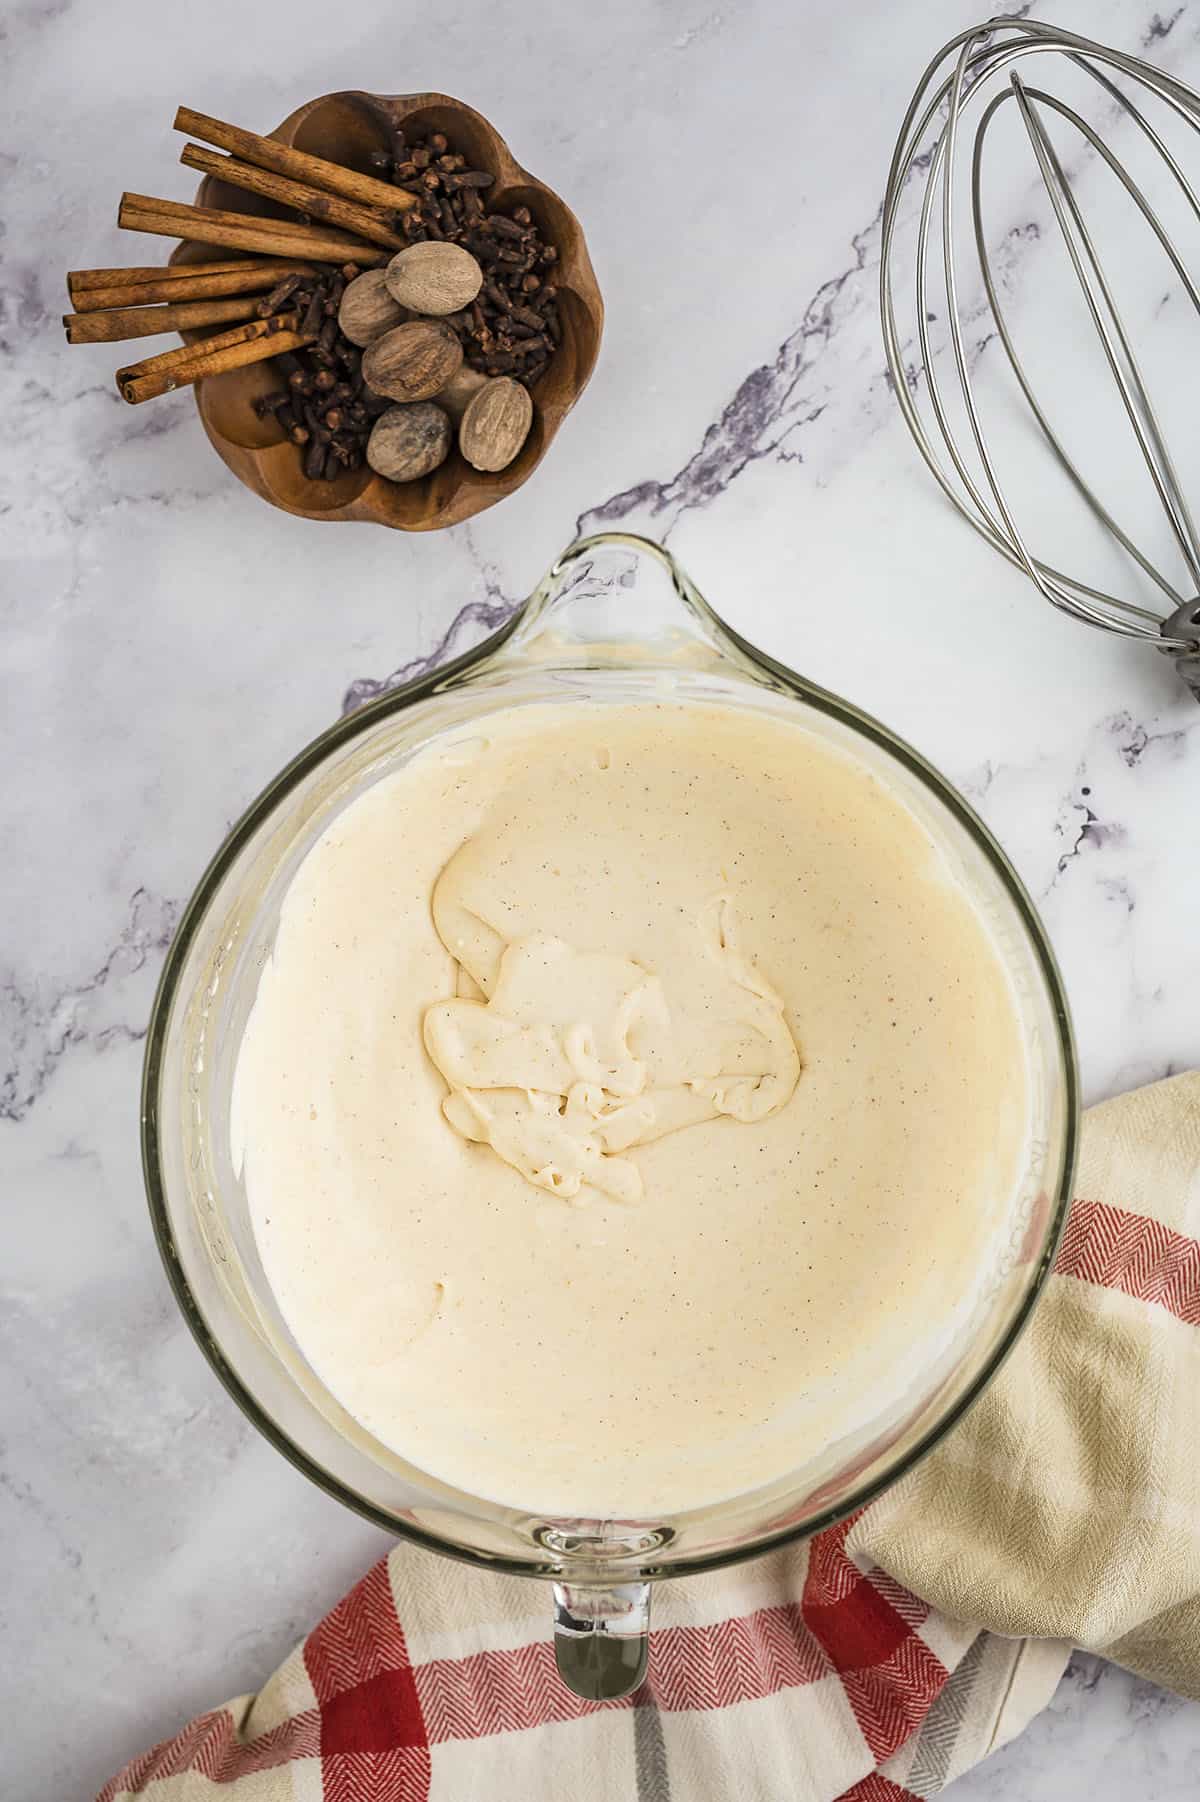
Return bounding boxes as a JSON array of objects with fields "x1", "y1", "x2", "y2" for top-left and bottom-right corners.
[
  {"x1": 458, "y1": 376, "x2": 534, "y2": 472},
  {"x1": 338, "y1": 268, "x2": 409, "y2": 346},
  {"x1": 363, "y1": 319, "x2": 463, "y2": 403},
  {"x1": 366, "y1": 403, "x2": 452, "y2": 483},
  {"x1": 385, "y1": 241, "x2": 484, "y2": 316},
  {"x1": 435, "y1": 363, "x2": 489, "y2": 424}
]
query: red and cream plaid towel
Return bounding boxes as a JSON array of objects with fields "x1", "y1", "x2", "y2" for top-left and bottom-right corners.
[{"x1": 102, "y1": 1074, "x2": 1200, "y2": 1801}]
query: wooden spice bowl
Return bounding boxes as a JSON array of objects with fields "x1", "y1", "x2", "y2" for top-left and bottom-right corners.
[{"x1": 171, "y1": 91, "x2": 603, "y2": 530}]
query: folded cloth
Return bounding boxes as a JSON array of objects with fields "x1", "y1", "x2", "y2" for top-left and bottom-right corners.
[{"x1": 100, "y1": 1074, "x2": 1200, "y2": 1802}]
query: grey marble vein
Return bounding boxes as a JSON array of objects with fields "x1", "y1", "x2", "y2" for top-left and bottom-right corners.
[
  {"x1": 1, "y1": 888, "x2": 177, "y2": 1122},
  {"x1": 341, "y1": 595, "x2": 516, "y2": 713},
  {"x1": 575, "y1": 207, "x2": 885, "y2": 540},
  {"x1": 1144, "y1": 7, "x2": 1187, "y2": 45}
]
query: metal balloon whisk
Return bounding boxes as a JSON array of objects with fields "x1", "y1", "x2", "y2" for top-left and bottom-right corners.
[{"x1": 881, "y1": 16, "x2": 1200, "y2": 700}]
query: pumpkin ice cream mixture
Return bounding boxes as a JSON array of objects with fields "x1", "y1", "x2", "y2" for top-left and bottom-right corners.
[{"x1": 232, "y1": 702, "x2": 1028, "y2": 1515}]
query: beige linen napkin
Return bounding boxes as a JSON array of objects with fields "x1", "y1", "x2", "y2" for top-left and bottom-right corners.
[{"x1": 852, "y1": 1072, "x2": 1200, "y2": 1701}]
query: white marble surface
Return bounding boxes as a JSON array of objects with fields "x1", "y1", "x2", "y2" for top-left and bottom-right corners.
[{"x1": 3, "y1": 0, "x2": 1199, "y2": 1795}]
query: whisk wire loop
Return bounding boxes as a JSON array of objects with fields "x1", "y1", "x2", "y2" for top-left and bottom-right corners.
[
  {"x1": 1010, "y1": 75, "x2": 1200, "y2": 594},
  {"x1": 881, "y1": 16, "x2": 1200, "y2": 694},
  {"x1": 971, "y1": 94, "x2": 1178, "y2": 613}
]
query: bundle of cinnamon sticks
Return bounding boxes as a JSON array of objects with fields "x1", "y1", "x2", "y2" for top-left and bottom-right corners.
[{"x1": 64, "y1": 107, "x2": 413, "y2": 404}]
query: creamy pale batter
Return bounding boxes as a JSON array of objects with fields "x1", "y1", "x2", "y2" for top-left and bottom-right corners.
[{"x1": 232, "y1": 702, "x2": 1029, "y2": 1517}]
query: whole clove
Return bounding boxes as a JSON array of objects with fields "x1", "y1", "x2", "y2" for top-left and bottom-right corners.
[
  {"x1": 256, "y1": 271, "x2": 304, "y2": 317},
  {"x1": 300, "y1": 287, "x2": 325, "y2": 338},
  {"x1": 252, "y1": 262, "x2": 382, "y2": 476}
]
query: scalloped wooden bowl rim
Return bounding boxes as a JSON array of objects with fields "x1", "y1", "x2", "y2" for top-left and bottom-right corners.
[{"x1": 171, "y1": 90, "x2": 603, "y2": 530}]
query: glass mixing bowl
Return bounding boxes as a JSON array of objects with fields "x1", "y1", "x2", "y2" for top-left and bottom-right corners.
[{"x1": 142, "y1": 532, "x2": 1078, "y2": 1699}]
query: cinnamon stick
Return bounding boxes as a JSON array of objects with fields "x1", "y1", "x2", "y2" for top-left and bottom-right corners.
[
  {"x1": 68, "y1": 258, "x2": 286, "y2": 293},
  {"x1": 179, "y1": 145, "x2": 406, "y2": 250},
  {"x1": 64, "y1": 295, "x2": 268, "y2": 342},
  {"x1": 175, "y1": 106, "x2": 418, "y2": 217},
  {"x1": 68, "y1": 261, "x2": 315, "y2": 311},
  {"x1": 118, "y1": 193, "x2": 384, "y2": 265},
  {"x1": 117, "y1": 316, "x2": 286, "y2": 380},
  {"x1": 116, "y1": 316, "x2": 313, "y2": 404}
]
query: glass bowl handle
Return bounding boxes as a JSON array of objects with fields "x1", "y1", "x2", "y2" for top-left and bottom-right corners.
[{"x1": 552, "y1": 1579, "x2": 651, "y2": 1700}]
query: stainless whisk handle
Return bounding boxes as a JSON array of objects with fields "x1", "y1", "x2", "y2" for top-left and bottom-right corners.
[{"x1": 1160, "y1": 600, "x2": 1200, "y2": 699}]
